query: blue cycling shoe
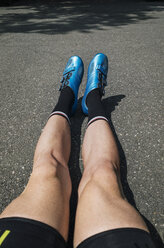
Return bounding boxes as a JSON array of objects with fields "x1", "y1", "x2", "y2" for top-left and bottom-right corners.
[
  {"x1": 82, "y1": 53, "x2": 108, "y2": 115},
  {"x1": 59, "y1": 55, "x2": 84, "y2": 114}
]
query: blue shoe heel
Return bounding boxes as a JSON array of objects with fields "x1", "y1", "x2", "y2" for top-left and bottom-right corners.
[
  {"x1": 59, "y1": 55, "x2": 84, "y2": 114},
  {"x1": 82, "y1": 53, "x2": 108, "y2": 115}
]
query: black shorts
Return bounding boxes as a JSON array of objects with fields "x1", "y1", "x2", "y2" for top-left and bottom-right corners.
[{"x1": 0, "y1": 217, "x2": 155, "y2": 248}]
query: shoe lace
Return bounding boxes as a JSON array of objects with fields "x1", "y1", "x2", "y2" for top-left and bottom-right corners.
[
  {"x1": 98, "y1": 72, "x2": 107, "y2": 96},
  {"x1": 59, "y1": 72, "x2": 72, "y2": 91}
]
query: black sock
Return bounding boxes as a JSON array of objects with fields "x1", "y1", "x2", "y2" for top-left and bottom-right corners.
[
  {"x1": 86, "y1": 88, "x2": 108, "y2": 126},
  {"x1": 49, "y1": 86, "x2": 74, "y2": 124}
]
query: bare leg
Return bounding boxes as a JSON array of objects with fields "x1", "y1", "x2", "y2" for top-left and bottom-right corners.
[
  {"x1": 0, "y1": 115, "x2": 72, "y2": 241},
  {"x1": 74, "y1": 120, "x2": 148, "y2": 247}
]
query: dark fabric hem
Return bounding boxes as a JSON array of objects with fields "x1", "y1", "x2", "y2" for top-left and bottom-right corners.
[
  {"x1": 76, "y1": 227, "x2": 153, "y2": 248},
  {"x1": 0, "y1": 216, "x2": 66, "y2": 246}
]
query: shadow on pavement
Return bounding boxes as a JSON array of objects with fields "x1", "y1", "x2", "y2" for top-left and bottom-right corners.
[
  {"x1": 0, "y1": 0, "x2": 163, "y2": 35},
  {"x1": 68, "y1": 95, "x2": 163, "y2": 248},
  {"x1": 68, "y1": 98, "x2": 84, "y2": 247},
  {"x1": 103, "y1": 95, "x2": 164, "y2": 248}
]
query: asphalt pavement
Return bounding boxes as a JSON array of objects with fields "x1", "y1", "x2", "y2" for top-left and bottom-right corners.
[{"x1": 0, "y1": 0, "x2": 163, "y2": 247}]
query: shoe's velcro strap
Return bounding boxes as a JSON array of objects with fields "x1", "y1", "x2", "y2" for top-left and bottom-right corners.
[
  {"x1": 63, "y1": 66, "x2": 75, "y2": 75},
  {"x1": 96, "y1": 65, "x2": 107, "y2": 76}
]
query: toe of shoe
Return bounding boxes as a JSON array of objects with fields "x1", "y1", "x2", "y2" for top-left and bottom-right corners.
[
  {"x1": 66, "y1": 56, "x2": 84, "y2": 114},
  {"x1": 69, "y1": 55, "x2": 84, "y2": 75},
  {"x1": 88, "y1": 53, "x2": 108, "y2": 76}
]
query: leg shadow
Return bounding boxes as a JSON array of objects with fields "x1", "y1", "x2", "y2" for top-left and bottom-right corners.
[
  {"x1": 103, "y1": 95, "x2": 136, "y2": 206},
  {"x1": 142, "y1": 216, "x2": 164, "y2": 248},
  {"x1": 68, "y1": 97, "x2": 84, "y2": 247},
  {"x1": 103, "y1": 95, "x2": 164, "y2": 248}
]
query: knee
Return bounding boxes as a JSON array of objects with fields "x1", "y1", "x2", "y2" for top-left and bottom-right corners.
[
  {"x1": 78, "y1": 160, "x2": 119, "y2": 197},
  {"x1": 92, "y1": 161, "x2": 119, "y2": 185},
  {"x1": 33, "y1": 152, "x2": 59, "y2": 177},
  {"x1": 32, "y1": 153, "x2": 72, "y2": 197}
]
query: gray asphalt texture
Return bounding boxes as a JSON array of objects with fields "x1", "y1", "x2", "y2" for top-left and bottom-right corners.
[{"x1": 0, "y1": 0, "x2": 164, "y2": 247}]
